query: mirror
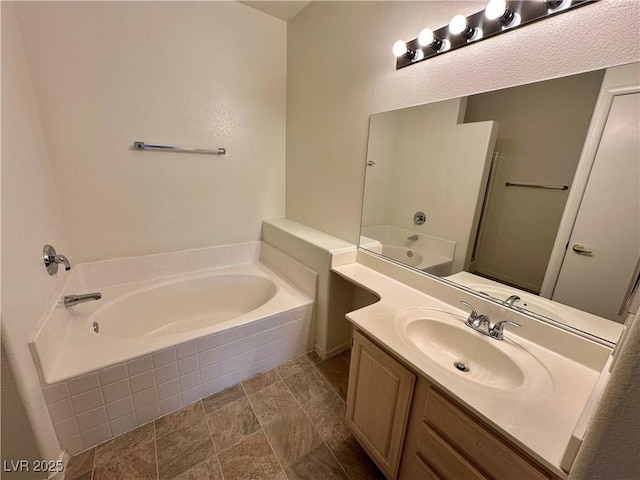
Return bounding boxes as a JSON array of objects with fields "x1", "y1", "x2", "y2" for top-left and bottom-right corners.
[{"x1": 360, "y1": 66, "x2": 640, "y2": 345}]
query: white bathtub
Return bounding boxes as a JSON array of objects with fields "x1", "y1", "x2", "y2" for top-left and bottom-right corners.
[{"x1": 36, "y1": 262, "x2": 313, "y2": 385}]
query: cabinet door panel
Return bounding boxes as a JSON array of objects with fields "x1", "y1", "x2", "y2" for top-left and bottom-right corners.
[{"x1": 346, "y1": 330, "x2": 416, "y2": 479}]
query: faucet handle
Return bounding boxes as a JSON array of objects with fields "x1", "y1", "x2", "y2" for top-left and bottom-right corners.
[
  {"x1": 460, "y1": 301, "x2": 478, "y2": 319},
  {"x1": 489, "y1": 320, "x2": 521, "y2": 340}
]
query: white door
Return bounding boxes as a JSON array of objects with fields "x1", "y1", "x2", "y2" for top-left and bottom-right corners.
[{"x1": 552, "y1": 92, "x2": 640, "y2": 322}]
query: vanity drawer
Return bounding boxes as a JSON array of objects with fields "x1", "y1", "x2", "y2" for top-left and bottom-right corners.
[
  {"x1": 424, "y1": 389, "x2": 552, "y2": 480},
  {"x1": 416, "y1": 425, "x2": 488, "y2": 480}
]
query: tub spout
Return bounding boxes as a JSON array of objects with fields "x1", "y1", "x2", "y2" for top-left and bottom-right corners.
[{"x1": 63, "y1": 292, "x2": 102, "y2": 308}]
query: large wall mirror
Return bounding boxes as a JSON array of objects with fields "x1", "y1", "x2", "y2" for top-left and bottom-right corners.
[{"x1": 360, "y1": 63, "x2": 640, "y2": 345}]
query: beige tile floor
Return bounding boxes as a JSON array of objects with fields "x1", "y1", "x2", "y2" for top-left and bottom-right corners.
[{"x1": 65, "y1": 351, "x2": 384, "y2": 480}]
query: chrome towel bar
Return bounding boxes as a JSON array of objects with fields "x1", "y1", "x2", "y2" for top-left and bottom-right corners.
[
  {"x1": 505, "y1": 182, "x2": 568, "y2": 191},
  {"x1": 133, "y1": 141, "x2": 226, "y2": 155}
]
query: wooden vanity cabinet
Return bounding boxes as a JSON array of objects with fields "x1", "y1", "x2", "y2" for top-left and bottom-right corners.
[
  {"x1": 346, "y1": 330, "x2": 416, "y2": 480},
  {"x1": 347, "y1": 329, "x2": 561, "y2": 480},
  {"x1": 400, "y1": 378, "x2": 561, "y2": 480}
]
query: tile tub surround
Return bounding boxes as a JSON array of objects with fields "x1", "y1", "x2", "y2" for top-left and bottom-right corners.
[
  {"x1": 32, "y1": 242, "x2": 319, "y2": 454},
  {"x1": 65, "y1": 353, "x2": 383, "y2": 480},
  {"x1": 41, "y1": 304, "x2": 314, "y2": 454}
]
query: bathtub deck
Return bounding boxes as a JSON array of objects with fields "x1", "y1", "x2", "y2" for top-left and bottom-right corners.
[{"x1": 64, "y1": 352, "x2": 383, "y2": 480}]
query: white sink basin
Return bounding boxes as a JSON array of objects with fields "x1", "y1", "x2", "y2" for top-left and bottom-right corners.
[{"x1": 395, "y1": 308, "x2": 552, "y2": 394}]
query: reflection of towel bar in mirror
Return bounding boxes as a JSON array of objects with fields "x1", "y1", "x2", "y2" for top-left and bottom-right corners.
[
  {"x1": 133, "y1": 141, "x2": 226, "y2": 155},
  {"x1": 505, "y1": 182, "x2": 568, "y2": 190}
]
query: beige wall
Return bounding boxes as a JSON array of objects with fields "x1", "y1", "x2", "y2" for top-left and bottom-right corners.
[
  {"x1": 1, "y1": 2, "x2": 69, "y2": 460},
  {"x1": 465, "y1": 71, "x2": 603, "y2": 292},
  {"x1": 15, "y1": 1, "x2": 286, "y2": 262},
  {"x1": 363, "y1": 99, "x2": 498, "y2": 271},
  {"x1": 286, "y1": 1, "x2": 640, "y2": 245}
]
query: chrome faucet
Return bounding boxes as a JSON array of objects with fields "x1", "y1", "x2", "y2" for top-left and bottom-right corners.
[
  {"x1": 460, "y1": 301, "x2": 520, "y2": 340},
  {"x1": 407, "y1": 234, "x2": 419, "y2": 241},
  {"x1": 63, "y1": 293, "x2": 102, "y2": 308},
  {"x1": 503, "y1": 295, "x2": 521, "y2": 308}
]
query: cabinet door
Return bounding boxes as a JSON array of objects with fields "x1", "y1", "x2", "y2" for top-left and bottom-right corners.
[{"x1": 346, "y1": 330, "x2": 416, "y2": 479}]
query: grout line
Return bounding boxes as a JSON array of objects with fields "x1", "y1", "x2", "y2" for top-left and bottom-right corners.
[{"x1": 153, "y1": 420, "x2": 159, "y2": 480}]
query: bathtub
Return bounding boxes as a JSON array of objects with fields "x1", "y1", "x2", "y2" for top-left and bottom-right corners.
[{"x1": 35, "y1": 262, "x2": 313, "y2": 385}]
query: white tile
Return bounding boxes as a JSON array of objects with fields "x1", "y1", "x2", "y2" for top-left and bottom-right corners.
[
  {"x1": 80, "y1": 424, "x2": 112, "y2": 450},
  {"x1": 238, "y1": 365, "x2": 252, "y2": 382},
  {"x1": 71, "y1": 389, "x2": 104, "y2": 415},
  {"x1": 176, "y1": 341, "x2": 197, "y2": 359},
  {"x1": 43, "y1": 383, "x2": 69, "y2": 404},
  {"x1": 237, "y1": 351, "x2": 254, "y2": 369},
  {"x1": 219, "y1": 372, "x2": 238, "y2": 389},
  {"x1": 216, "y1": 330, "x2": 235, "y2": 346},
  {"x1": 269, "y1": 311, "x2": 295, "y2": 329},
  {"x1": 234, "y1": 324, "x2": 253, "y2": 341},
  {"x1": 197, "y1": 334, "x2": 218, "y2": 352},
  {"x1": 254, "y1": 344, "x2": 270, "y2": 361},
  {"x1": 154, "y1": 363, "x2": 178, "y2": 384},
  {"x1": 53, "y1": 417, "x2": 79, "y2": 440},
  {"x1": 252, "y1": 332, "x2": 269, "y2": 349},
  {"x1": 201, "y1": 379, "x2": 221, "y2": 397},
  {"x1": 89, "y1": 261, "x2": 111, "y2": 288},
  {"x1": 199, "y1": 364, "x2": 220, "y2": 383},
  {"x1": 106, "y1": 396, "x2": 134, "y2": 421},
  {"x1": 143, "y1": 254, "x2": 173, "y2": 280},
  {"x1": 179, "y1": 371, "x2": 200, "y2": 392},
  {"x1": 160, "y1": 395, "x2": 183, "y2": 415},
  {"x1": 47, "y1": 398, "x2": 74, "y2": 423},
  {"x1": 110, "y1": 413, "x2": 137, "y2": 437},
  {"x1": 152, "y1": 348, "x2": 177, "y2": 367},
  {"x1": 198, "y1": 348, "x2": 219, "y2": 368},
  {"x1": 60, "y1": 436, "x2": 83, "y2": 455},
  {"x1": 127, "y1": 356, "x2": 153, "y2": 376},
  {"x1": 157, "y1": 379, "x2": 180, "y2": 401},
  {"x1": 218, "y1": 342, "x2": 236, "y2": 361},
  {"x1": 171, "y1": 251, "x2": 190, "y2": 275},
  {"x1": 125, "y1": 257, "x2": 145, "y2": 283},
  {"x1": 236, "y1": 337, "x2": 253, "y2": 355},
  {"x1": 99, "y1": 364, "x2": 128, "y2": 386},
  {"x1": 178, "y1": 355, "x2": 199, "y2": 376},
  {"x1": 107, "y1": 258, "x2": 128, "y2": 285},
  {"x1": 68, "y1": 373, "x2": 100, "y2": 395},
  {"x1": 76, "y1": 406, "x2": 108, "y2": 433},
  {"x1": 181, "y1": 386, "x2": 202, "y2": 406},
  {"x1": 130, "y1": 371, "x2": 156, "y2": 394},
  {"x1": 136, "y1": 403, "x2": 161, "y2": 425},
  {"x1": 102, "y1": 379, "x2": 131, "y2": 403},
  {"x1": 133, "y1": 387, "x2": 158, "y2": 410},
  {"x1": 251, "y1": 318, "x2": 270, "y2": 335},
  {"x1": 219, "y1": 357, "x2": 237, "y2": 375}
]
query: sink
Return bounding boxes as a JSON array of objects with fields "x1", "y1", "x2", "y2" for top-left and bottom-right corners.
[{"x1": 395, "y1": 308, "x2": 552, "y2": 393}]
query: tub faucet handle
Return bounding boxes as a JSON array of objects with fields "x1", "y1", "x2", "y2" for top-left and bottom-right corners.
[{"x1": 43, "y1": 244, "x2": 71, "y2": 275}]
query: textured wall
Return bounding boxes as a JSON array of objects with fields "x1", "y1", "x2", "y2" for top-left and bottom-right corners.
[
  {"x1": 286, "y1": 0, "x2": 640, "y2": 243},
  {"x1": 15, "y1": 2, "x2": 286, "y2": 262},
  {"x1": 1, "y1": 2, "x2": 70, "y2": 461}
]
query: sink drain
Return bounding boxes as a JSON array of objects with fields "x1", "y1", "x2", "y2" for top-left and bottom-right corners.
[{"x1": 454, "y1": 361, "x2": 469, "y2": 372}]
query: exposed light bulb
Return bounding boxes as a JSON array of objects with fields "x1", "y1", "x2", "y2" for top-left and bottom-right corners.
[
  {"x1": 485, "y1": 0, "x2": 507, "y2": 20},
  {"x1": 448, "y1": 14, "x2": 468, "y2": 35},
  {"x1": 392, "y1": 40, "x2": 408, "y2": 57},
  {"x1": 449, "y1": 14, "x2": 480, "y2": 40},
  {"x1": 417, "y1": 29, "x2": 435, "y2": 47},
  {"x1": 417, "y1": 28, "x2": 445, "y2": 52},
  {"x1": 485, "y1": 0, "x2": 518, "y2": 27}
]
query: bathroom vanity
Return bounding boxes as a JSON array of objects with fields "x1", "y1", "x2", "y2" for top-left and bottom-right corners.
[{"x1": 333, "y1": 251, "x2": 613, "y2": 480}]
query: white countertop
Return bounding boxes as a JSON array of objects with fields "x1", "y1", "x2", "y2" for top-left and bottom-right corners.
[{"x1": 332, "y1": 261, "x2": 611, "y2": 478}]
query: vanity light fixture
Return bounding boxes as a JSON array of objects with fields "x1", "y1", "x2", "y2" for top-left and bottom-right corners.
[{"x1": 393, "y1": 0, "x2": 595, "y2": 70}]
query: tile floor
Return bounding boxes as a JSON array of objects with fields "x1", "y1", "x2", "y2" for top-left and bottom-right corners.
[{"x1": 64, "y1": 351, "x2": 384, "y2": 480}]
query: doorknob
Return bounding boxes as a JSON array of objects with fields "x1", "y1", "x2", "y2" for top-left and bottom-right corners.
[{"x1": 572, "y1": 243, "x2": 593, "y2": 255}]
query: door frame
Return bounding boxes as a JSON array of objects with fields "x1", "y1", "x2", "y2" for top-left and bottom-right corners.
[{"x1": 541, "y1": 63, "x2": 640, "y2": 298}]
